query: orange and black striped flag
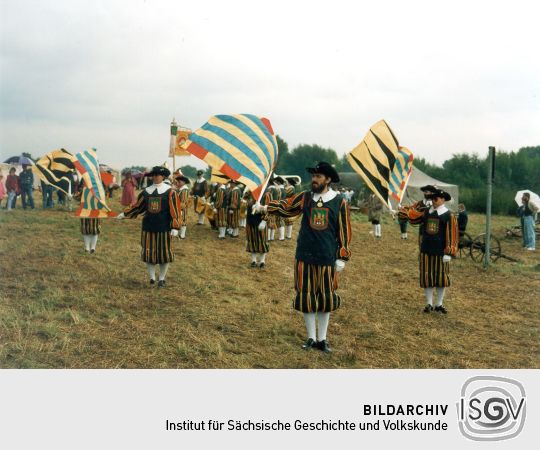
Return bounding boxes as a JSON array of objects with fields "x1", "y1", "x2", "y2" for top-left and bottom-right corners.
[
  {"x1": 346, "y1": 120, "x2": 413, "y2": 207},
  {"x1": 32, "y1": 148, "x2": 76, "y2": 195}
]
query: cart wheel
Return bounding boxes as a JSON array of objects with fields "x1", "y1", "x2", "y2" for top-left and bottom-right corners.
[
  {"x1": 458, "y1": 232, "x2": 472, "y2": 258},
  {"x1": 470, "y1": 233, "x2": 501, "y2": 262}
]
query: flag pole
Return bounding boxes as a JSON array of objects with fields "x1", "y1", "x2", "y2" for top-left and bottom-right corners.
[{"x1": 256, "y1": 171, "x2": 273, "y2": 204}]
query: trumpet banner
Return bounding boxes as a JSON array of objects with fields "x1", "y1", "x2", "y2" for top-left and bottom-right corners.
[{"x1": 346, "y1": 120, "x2": 413, "y2": 207}]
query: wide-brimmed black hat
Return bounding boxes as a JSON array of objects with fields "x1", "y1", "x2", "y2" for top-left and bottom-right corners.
[
  {"x1": 430, "y1": 188, "x2": 451, "y2": 201},
  {"x1": 420, "y1": 184, "x2": 437, "y2": 192},
  {"x1": 286, "y1": 177, "x2": 299, "y2": 186},
  {"x1": 174, "y1": 174, "x2": 190, "y2": 184},
  {"x1": 306, "y1": 161, "x2": 340, "y2": 183},
  {"x1": 272, "y1": 175, "x2": 285, "y2": 185},
  {"x1": 146, "y1": 166, "x2": 171, "y2": 178}
]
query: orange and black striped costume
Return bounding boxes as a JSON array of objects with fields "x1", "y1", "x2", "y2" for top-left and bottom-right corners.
[
  {"x1": 401, "y1": 204, "x2": 458, "y2": 287},
  {"x1": 80, "y1": 218, "x2": 101, "y2": 235},
  {"x1": 266, "y1": 190, "x2": 352, "y2": 313},
  {"x1": 123, "y1": 185, "x2": 182, "y2": 264},
  {"x1": 214, "y1": 186, "x2": 228, "y2": 228},
  {"x1": 227, "y1": 186, "x2": 242, "y2": 229},
  {"x1": 245, "y1": 196, "x2": 269, "y2": 253},
  {"x1": 177, "y1": 185, "x2": 190, "y2": 226}
]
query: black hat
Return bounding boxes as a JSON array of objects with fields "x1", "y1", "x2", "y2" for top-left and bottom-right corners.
[
  {"x1": 286, "y1": 177, "x2": 299, "y2": 186},
  {"x1": 272, "y1": 175, "x2": 285, "y2": 185},
  {"x1": 196, "y1": 170, "x2": 204, "y2": 176},
  {"x1": 430, "y1": 188, "x2": 451, "y2": 201},
  {"x1": 175, "y1": 174, "x2": 190, "y2": 184},
  {"x1": 306, "y1": 161, "x2": 340, "y2": 183},
  {"x1": 420, "y1": 184, "x2": 437, "y2": 192},
  {"x1": 146, "y1": 166, "x2": 171, "y2": 178}
]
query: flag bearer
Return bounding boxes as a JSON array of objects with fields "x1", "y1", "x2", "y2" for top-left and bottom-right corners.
[
  {"x1": 116, "y1": 166, "x2": 182, "y2": 288},
  {"x1": 254, "y1": 162, "x2": 352, "y2": 353}
]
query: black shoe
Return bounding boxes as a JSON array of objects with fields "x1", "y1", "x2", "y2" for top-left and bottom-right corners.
[
  {"x1": 158, "y1": 280, "x2": 166, "y2": 288},
  {"x1": 250, "y1": 261, "x2": 257, "y2": 268},
  {"x1": 90, "y1": 249, "x2": 95, "y2": 254},
  {"x1": 317, "y1": 340, "x2": 332, "y2": 353},
  {"x1": 423, "y1": 304, "x2": 433, "y2": 313},
  {"x1": 434, "y1": 305, "x2": 447, "y2": 314},
  {"x1": 259, "y1": 262, "x2": 266, "y2": 269},
  {"x1": 302, "y1": 338, "x2": 317, "y2": 350},
  {"x1": 150, "y1": 279, "x2": 156, "y2": 286}
]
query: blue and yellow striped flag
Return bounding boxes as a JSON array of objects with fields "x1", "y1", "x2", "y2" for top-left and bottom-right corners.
[
  {"x1": 346, "y1": 120, "x2": 414, "y2": 207},
  {"x1": 182, "y1": 114, "x2": 278, "y2": 200},
  {"x1": 72, "y1": 149, "x2": 116, "y2": 218}
]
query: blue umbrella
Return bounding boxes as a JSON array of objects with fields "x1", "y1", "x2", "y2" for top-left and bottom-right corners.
[{"x1": 4, "y1": 155, "x2": 35, "y2": 165}]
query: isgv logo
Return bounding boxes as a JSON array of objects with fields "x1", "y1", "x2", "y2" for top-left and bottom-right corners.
[{"x1": 457, "y1": 376, "x2": 526, "y2": 441}]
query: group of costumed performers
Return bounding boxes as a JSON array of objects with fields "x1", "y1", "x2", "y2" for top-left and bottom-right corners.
[
  {"x1": 254, "y1": 162, "x2": 352, "y2": 353},
  {"x1": 398, "y1": 185, "x2": 458, "y2": 314},
  {"x1": 116, "y1": 166, "x2": 182, "y2": 287}
]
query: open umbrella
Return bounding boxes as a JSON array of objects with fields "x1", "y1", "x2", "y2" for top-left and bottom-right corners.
[
  {"x1": 515, "y1": 190, "x2": 540, "y2": 207},
  {"x1": 4, "y1": 155, "x2": 35, "y2": 165}
]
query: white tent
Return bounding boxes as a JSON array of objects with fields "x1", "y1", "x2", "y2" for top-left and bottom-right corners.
[{"x1": 398, "y1": 166, "x2": 459, "y2": 209}]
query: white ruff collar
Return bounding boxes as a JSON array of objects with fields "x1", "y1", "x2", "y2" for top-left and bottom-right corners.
[
  {"x1": 146, "y1": 183, "x2": 171, "y2": 194},
  {"x1": 312, "y1": 188, "x2": 337, "y2": 203},
  {"x1": 429, "y1": 204, "x2": 449, "y2": 215},
  {"x1": 179, "y1": 185, "x2": 189, "y2": 191},
  {"x1": 196, "y1": 177, "x2": 206, "y2": 183}
]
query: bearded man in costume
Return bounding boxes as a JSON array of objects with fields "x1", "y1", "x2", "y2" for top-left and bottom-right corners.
[{"x1": 254, "y1": 162, "x2": 352, "y2": 353}]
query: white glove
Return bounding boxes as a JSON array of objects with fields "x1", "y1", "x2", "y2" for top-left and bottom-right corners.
[
  {"x1": 258, "y1": 220, "x2": 267, "y2": 231},
  {"x1": 213, "y1": 208, "x2": 217, "y2": 214},
  {"x1": 116, "y1": 212, "x2": 125, "y2": 220},
  {"x1": 252, "y1": 202, "x2": 267, "y2": 214},
  {"x1": 442, "y1": 255, "x2": 452, "y2": 263},
  {"x1": 171, "y1": 229, "x2": 179, "y2": 237},
  {"x1": 228, "y1": 209, "x2": 234, "y2": 214},
  {"x1": 335, "y1": 259, "x2": 346, "y2": 273}
]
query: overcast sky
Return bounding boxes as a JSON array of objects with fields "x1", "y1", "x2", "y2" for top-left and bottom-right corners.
[{"x1": 1, "y1": 0, "x2": 539, "y2": 170}]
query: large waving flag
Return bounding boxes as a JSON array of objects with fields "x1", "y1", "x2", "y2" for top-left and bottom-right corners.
[
  {"x1": 181, "y1": 114, "x2": 278, "y2": 200},
  {"x1": 210, "y1": 167, "x2": 230, "y2": 185},
  {"x1": 32, "y1": 148, "x2": 76, "y2": 195},
  {"x1": 72, "y1": 149, "x2": 116, "y2": 218},
  {"x1": 346, "y1": 120, "x2": 414, "y2": 207}
]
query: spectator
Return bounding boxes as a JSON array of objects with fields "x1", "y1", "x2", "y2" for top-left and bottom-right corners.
[
  {"x1": 367, "y1": 193, "x2": 384, "y2": 238},
  {"x1": 41, "y1": 181, "x2": 55, "y2": 208},
  {"x1": 19, "y1": 165, "x2": 35, "y2": 209},
  {"x1": 6, "y1": 167, "x2": 20, "y2": 210},
  {"x1": 518, "y1": 192, "x2": 538, "y2": 251},
  {"x1": 0, "y1": 170, "x2": 6, "y2": 208},
  {"x1": 457, "y1": 203, "x2": 468, "y2": 237},
  {"x1": 121, "y1": 172, "x2": 138, "y2": 207}
]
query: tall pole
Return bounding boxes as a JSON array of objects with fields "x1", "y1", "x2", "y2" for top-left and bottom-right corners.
[
  {"x1": 484, "y1": 146, "x2": 495, "y2": 268},
  {"x1": 170, "y1": 118, "x2": 178, "y2": 173}
]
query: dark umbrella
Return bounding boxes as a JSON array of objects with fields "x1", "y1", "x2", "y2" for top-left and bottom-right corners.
[{"x1": 4, "y1": 155, "x2": 35, "y2": 165}]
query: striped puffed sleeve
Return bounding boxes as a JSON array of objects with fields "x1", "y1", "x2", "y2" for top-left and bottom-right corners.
[
  {"x1": 398, "y1": 202, "x2": 426, "y2": 226},
  {"x1": 266, "y1": 191, "x2": 306, "y2": 218},
  {"x1": 214, "y1": 189, "x2": 224, "y2": 209},
  {"x1": 168, "y1": 189, "x2": 182, "y2": 230},
  {"x1": 230, "y1": 189, "x2": 240, "y2": 209},
  {"x1": 444, "y1": 213, "x2": 459, "y2": 256},
  {"x1": 123, "y1": 191, "x2": 146, "y2": 218},
  {"x1": 337, "y1": 197, "x2": 352, "y2": 261},
  {"x1": 180, "y1": 189, "x2": 189, "y2": 208}
]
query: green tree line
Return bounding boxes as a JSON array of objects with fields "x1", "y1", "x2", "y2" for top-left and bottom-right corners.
[{"x1": 274, "y1": 137, "x2": 539, "y2": 215}]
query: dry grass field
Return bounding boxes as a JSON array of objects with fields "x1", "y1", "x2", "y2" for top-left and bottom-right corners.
[{"x1": 1, "y1": 193, "x2": 539, "y2": 368}]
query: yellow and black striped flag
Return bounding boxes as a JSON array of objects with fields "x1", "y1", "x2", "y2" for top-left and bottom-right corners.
[
  {"x1": 32, "y1": 148, "x2": 76, "y2": 195},
  {"x1": 346, "y1": 120, "x2": 413, "y2": 207}
]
